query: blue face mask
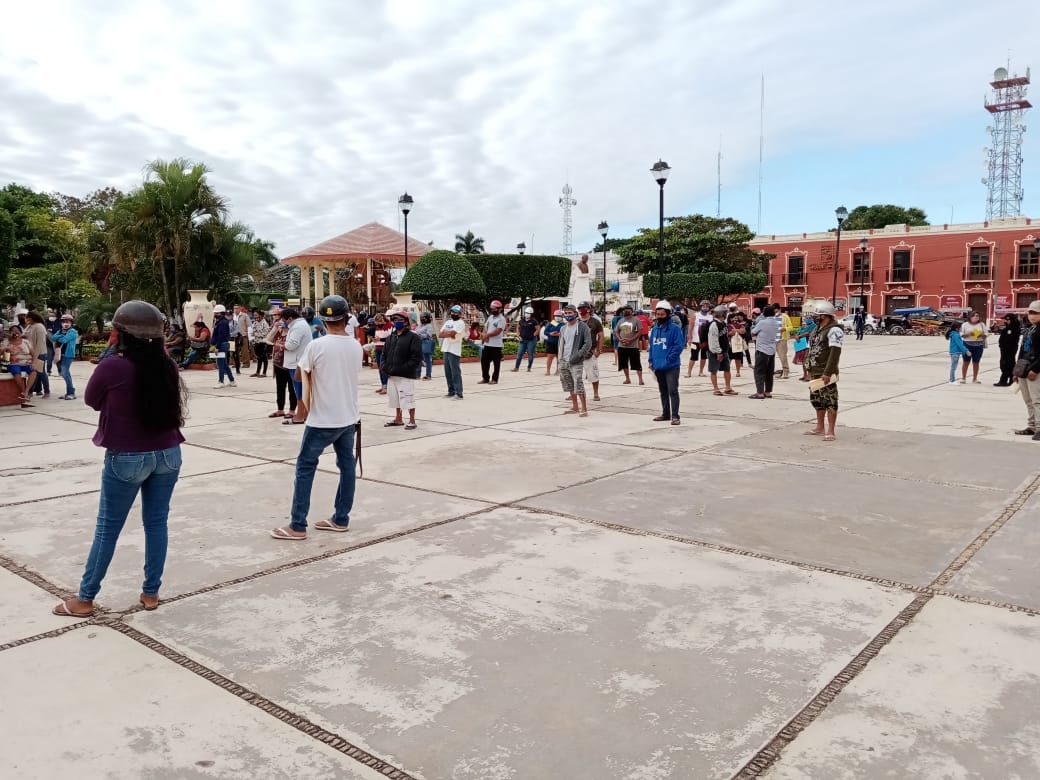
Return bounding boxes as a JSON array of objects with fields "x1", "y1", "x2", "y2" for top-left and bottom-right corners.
[
  {"x1": 564, "y1": 314, "x2": 576, "y2": 322},
  {"x1": 392, "y1": 320, "x2": 407, "y2": 330}
]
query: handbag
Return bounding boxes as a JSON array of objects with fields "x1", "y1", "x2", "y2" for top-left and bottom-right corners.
[
  {"x1": 1013, "y1": 357, "x2": 1032, "y2": 379},
  {"x1": 793, "y1": 337, "x2": 809, "y2": 352},
  {"x1": 190, "y1": 339, "x2": 208, "y2": 349}
]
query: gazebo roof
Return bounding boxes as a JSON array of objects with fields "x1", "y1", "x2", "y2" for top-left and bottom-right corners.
[{"x1": 281, "y1": 222, "x2": 433, "y2": 265}]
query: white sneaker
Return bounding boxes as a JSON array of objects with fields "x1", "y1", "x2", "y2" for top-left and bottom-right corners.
[
  {"x1": 228, "y1": 381, "x2": 237, "y2": 387},
  {"x1": 949, "y1": 380, "x2": 957, "y2": 384},
  {"x1": 213, "y1": 383, "x2": 225, "y2": 389}
]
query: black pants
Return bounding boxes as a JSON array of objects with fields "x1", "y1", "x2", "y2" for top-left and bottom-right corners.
[
  {"x1": 999, "y1": 345, "x2": 1016, "y2": 385},
  {"x1": 754, "y1": 352, "x2": 775, "y2": 394},
  {"x1": 233, "y1": 335, "x2": 243, "y2": 372},
  {"x1": 654, "y1": 367, "x2": 680, "y2": 418},
  {"x1": 254, "y1": 343, "x2": 270, "y2": 375},
  {"x1": 274, "y1": 365, "x2": 297, "y2": 412},
  {"x1": 481, "y1": 346, "x2": 503, "y2": 382}
]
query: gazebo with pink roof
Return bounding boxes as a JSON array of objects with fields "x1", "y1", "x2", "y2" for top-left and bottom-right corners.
[{"x1": 281, "y1": 222, "x2": 433, "y2": 307}]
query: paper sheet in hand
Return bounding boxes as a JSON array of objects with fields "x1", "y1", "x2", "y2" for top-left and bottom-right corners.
[{"x1": 808, "y1": 376, "x2": 838, "y2": 392}]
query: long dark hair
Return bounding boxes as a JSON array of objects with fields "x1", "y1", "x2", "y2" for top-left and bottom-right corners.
[
  {"x1": 118, "y1": 332, "x2": 187, "y2": 431},
  {"x1": 1005, "y1": 314, "x2": 1021, "y2": 337}
]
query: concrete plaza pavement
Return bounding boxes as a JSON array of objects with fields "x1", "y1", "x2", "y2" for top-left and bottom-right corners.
[{"x1": 1, "y1": 335, "x2": 1038, "y2": 779}]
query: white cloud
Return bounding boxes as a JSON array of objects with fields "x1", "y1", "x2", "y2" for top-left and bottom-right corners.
[{"x1": 0, "y1": 0, "x2": 1037, "y2": 256}]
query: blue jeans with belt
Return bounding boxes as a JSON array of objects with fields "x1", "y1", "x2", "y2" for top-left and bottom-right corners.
[
  {"x1": 290, "y1": 425, "x2": 356, "y2": 531},
  {"x1": 78, "y1": 446, "x2": 182, "y2": 600}
]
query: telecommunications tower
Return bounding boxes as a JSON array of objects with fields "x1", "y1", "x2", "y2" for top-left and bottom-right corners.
[
  {"x1": 559, "y1": 183, "x2": 576, "y2": 255},
  {"x1": 983, "y1": 65, "x2": 1031, "y2": 220}
]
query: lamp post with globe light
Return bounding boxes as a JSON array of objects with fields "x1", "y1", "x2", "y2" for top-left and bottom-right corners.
[
  {"x1": 650, "y1": 160, "x2": 671, "y2": 300},
  {"x1": 398, "y1": 193, "x2": 414, "y2": 271},
  {"x1": 832, "y1": 205, "x2": 848, "y2": 305}
]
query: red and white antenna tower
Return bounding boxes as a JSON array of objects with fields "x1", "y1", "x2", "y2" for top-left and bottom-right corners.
[{"x1": 983, "y1": 65, "x2": 1031, "y2": 220}]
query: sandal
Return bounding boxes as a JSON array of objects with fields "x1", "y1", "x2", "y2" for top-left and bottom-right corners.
[
  {"x1": 578, "y1": 411, "x2": 588, "y2": 417},
  {"x1": 822, "y1": 434, "x2": 836, "y2": 442},
  {"x1": 404, "y1": 422, "x2": 417, "y2": 430},
  {"x1": 282, "y1": 418, "x2": 305, "y2": 425},
  {"x1": 652, "y1": 415, "x2": 669, "y2": 421},
  {"x1": 804, "y1": 430, "x2": 823, "y2": 436},
  {"x1": 1014, "y1": 428, "x2": 1036, "y2": 436},
  {"x1": 268, "y1": 411, "x2": 286, "y2": 418},
  {"x1": 53, "y1": 599, "x2": 93, "y2": 618},
  {"x1": 314, "y1": 519, "x2": 349, "y2": 533},
  {"x1": 384, "y1": 420, "x2": 404, "y2": 427},
  {"x1": 270, "y1": 526, "x2": 306, "y2": 540},
  {"x1": 723, "y1": 389, "x2": 738, "y2": 395},
  {"x1": 713, "y1": 390, "x2": 724, "y2": 396}
]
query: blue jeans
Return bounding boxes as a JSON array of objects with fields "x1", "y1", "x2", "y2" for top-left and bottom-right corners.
[
  {"x1": 290, "y1": 367, "x2": 303, "y2": 404},
  {"x1": 950, "y1": 353, "x2": 962, "y2": 382},
  {"x1": 443, "y1": 352, "x2": 463, "y2": 396},
  {"x1": 514, "y1": 339, "x2": 536, "y2": 369},
  {"x1": 59, "y1": 356, "x2": 75, "y2": 396},
  {"x1": 375, "y1": 348, "x2": 387, "y2": 388},
  {"x1": 215, "y1": 341, "x2": 234, "y2": 383},
  {"x1": 180, "y1": 347, "x2": 208, "y2": 368},
  {"x1": 290, "y1": 425, "x2": 357, "y2": 531},
  {"x1": 419, "y1": 341, "x2": 434, "y2": 378},
  {"x1": 78, "y1": 446, "x2": 182, "y2": 600}
]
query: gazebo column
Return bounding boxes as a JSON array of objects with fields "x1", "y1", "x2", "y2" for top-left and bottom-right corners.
[
  {"x1": 300, "y1": 262, "x2": 311, "y2": 305},
  {"x1": 365, "y1": 260, "x2": 373, "y2": 307}
]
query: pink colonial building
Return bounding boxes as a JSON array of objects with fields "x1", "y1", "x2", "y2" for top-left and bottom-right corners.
[{"x1": 743, "y1": 217, "x2": 1040, "y2": 318}]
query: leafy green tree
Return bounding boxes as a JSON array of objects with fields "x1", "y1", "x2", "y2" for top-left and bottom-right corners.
[
  {"x1": 75, "y1": 295, "x2": 119, "y2": 334},
  {"x1": 468, "y1": 254, "x2": 571, "y2": 313},
  {"x1": 841, "y1": 205, "x2": 929, "y2": 231},
  {"x1": 642, "y1": 270, "x2": 768, "y2": 303},
  {"x1": 616, "y1": 215, "x2": 767, "y2": 276},
  {"x1": 0, "y1": 184, "x2": 62, "y2": 268},
  {"x1": 399, "y1": 249, "x2": 486, "y2": 302},
  {"x1": 454, "y1": 230, "x2": 485, "y2": 254},
  {"x1": 0, "y1": 208, "x2": 14, "y2": 294},
  {"x1": 592, "y1": 237, "x2": 631, "y2": 254},
  {"x1": 108, "y1": 159, "x2": 228, "y2": 316}
]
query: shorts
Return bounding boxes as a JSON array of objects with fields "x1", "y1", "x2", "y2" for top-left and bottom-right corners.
[
  {"x1": 387, "y1": 375, "x2": 416, "y2": 409},
  {"x1": 583, "y1": 355, "x2": 600, "y2": 383},
  {"x1": 689, "y1": 344, "x2": 708, "y2": 361},
  {"x1": 546, "y1": 342, "x2": 558, "y2": 355},
  {"x1": 559, "y1": 359, "x2": 585, "y2": 396},
  {"x1": 617, "y1": 347, "x2": 642, "y2": 371},
  {"x1": 8, "y1": 365, "x2": 29, "y2": 376},
  {"x1": 707, "y1": 353, "x2": 730, "y2": 374},
  {"x1": 729, "y1": 349, "x2": 745, "y2": 361},
  {"x1": 963, "y1": 344, "x2": 984, "y2": 363},
  {"x1": 809, "y1": 382, "x2": 839, "y2": 411}
]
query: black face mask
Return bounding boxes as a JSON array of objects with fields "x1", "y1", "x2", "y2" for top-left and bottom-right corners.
[
  {"x1": 656, "y1": 315, "x2": 670, "y2": 323},
  {"x1": 450, "y1": 314, "x2": 460, "y2": 320}
]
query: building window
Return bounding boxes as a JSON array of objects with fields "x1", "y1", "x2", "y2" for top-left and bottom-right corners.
[
  {"x1": 968, "y1": 248, "x2": 990, "y2": 280},
  {"x1": 851, "y1": 252, "x2": 870, "y2": 283},
  {"x1": 594, "y1": 268, "x2": 606, "y2": 284},
  {"x1": 1017, "y1": 291, "x2": 1038, "y2": 308},
  {"x1": 1018, "y1": 245, "x2": 1039, "y2": 278},
  {"x1": 786, "y1": 255, "x2": 804, "y2": 285},
  {"x1": 891, "y1": 250, "x2": 911, "y2": 283}
]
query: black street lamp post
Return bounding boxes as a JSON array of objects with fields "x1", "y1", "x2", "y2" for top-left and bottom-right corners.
[
  {"x1": 832, "y1": 205, "x2": 848, "y2": 305},
  {"x1": 517, "y1": 242, "x2": 526, "y2": 255},
  {"x1": 598, "y1": 220, "x2": 609, "y2": 314},
  {"x1": 398, "y1": 192, "x2": 414, "y2": 271},
  {"x1": 651, "y1": 160, "x2": 671, "y2": 300},
  {"x1": 858, "y1": 237, "x2": 869, "y2": 312}
]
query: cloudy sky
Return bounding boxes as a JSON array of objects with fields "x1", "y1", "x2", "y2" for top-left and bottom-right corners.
[{"x1": 1, "y1": 0, "x2": 1038, "y2": 257}]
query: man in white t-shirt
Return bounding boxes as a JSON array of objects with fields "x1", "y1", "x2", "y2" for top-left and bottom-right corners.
[
  {"x1": 479, "y1": 299, "x2": 507, "y2": 384},
  {"x1": 271, "y1": 295, "x2": 362, "y2": 540},
  {"x1": 439, "y1": 304, "x2": 467, "y2": 399},
  {"x1": 345, "y1": 311, "x2": 360, "y2": 338}
]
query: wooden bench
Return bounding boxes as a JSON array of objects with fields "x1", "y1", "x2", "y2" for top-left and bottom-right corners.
[{"x1": 0, "y1": 373, "x2": 23, "y2": 407}]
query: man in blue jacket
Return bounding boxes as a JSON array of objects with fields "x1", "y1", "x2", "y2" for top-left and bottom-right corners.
[{"x1": 648, "y1": 300, "x2": 685, "y2": 425}]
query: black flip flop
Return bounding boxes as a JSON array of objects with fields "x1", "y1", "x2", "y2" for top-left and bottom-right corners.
[{"x1": 384, "y1": 420, "x2": 404, "y2": 427}]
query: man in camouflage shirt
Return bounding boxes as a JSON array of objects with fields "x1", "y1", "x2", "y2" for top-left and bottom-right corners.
[{"x1": 805, "y1": 301, "x2": 843, "y2": 441}]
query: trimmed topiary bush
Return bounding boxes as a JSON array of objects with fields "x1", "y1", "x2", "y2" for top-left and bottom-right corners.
[{"x1": 399, "y1": 250, "x2": 486, "y2": 302}]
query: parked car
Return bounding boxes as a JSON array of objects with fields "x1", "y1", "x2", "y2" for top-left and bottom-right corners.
[
  {"x1": 882, "y1": 307, "x2": 964, "y2": 335},
  {"x1": 839, "y1": 313, "x2": 878, "y2": 334}
]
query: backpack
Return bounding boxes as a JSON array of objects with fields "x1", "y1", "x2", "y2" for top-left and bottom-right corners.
[{"x1": 698, "y1": 319, "x2": 711, "y2": 343}]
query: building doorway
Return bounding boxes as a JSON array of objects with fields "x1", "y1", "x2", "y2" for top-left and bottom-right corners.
[
  {"x1": 885, "y1": 295, "x2": 913, "y2": 314},
  {"x1": 753, "y1": 296, "x2": 769, "y2": 311},
  {"x1": 967, "y1": 292, "x2": 988, "y2": 315}
]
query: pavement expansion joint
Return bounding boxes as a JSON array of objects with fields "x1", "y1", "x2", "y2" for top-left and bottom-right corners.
[
  {"x1": 0, "y1": 620, "x2": 95, "y2": 653},
  {"x1": 107, "y1": 621, "x2": 419, "y2": 780},
  {"x1": 729, "y1": 461, "x2": 1040, "y2": 778}
]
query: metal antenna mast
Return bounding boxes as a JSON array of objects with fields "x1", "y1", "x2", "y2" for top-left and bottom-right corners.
[
  {"x1": 559, "y1": 183, "x2": 576, "y2": 255},
  {"x1": 983, "y1": 65, "x2": 1031, "y2": 219},
  {"x1": 716, "y1": 140, "x2": 722, "y2": 218}
]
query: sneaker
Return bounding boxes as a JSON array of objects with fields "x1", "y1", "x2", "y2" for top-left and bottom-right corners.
[
  {"x1": 213, "y1": 383, "x2": 225, "y2": 389},
  {"x1": 60, "y1": 394, "x2": 76, "y2": 400},
  {"x1": 228, "y1": 381, "x2": 237, "y2": 387},
  {"x1": 671, "y1": 417, "x2": 681, "y2": 425},
  {"x1": 950, "y1": 380, "x2": 957, "y2": 384},
  {"x1": 1032, "y1": 432, "x2": 1040, "y2": 442},
  {"x1": 453, "y1": 394, "x2": 463, "y2": 400}
]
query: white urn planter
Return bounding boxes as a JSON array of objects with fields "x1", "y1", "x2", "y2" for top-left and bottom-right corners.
[{"x1": 182, "y1": 290, "x2": 215, "y2": 329}]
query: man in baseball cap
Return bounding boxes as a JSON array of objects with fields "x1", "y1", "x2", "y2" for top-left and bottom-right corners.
[
  {"x1": 480, "y1": 300, "x2": 507, "y2": 384},
  {"x1": 576, "y1": 301, "x2": 604, "y2": 400}
]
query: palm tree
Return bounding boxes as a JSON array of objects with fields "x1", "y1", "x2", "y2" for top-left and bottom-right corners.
[
  {"x1": 109, "y1": 159, "x2": 227, "y2": 317},
  {"x1": 454, "y1": 230, "x2": 485, "y2": 254}
]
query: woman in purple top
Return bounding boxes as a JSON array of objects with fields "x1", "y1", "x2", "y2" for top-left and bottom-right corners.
[{"x1": 53, "y1": 301, "x2": 187, "y2": 618}]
